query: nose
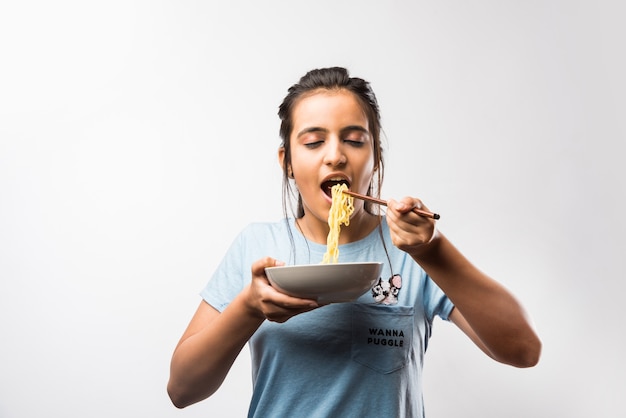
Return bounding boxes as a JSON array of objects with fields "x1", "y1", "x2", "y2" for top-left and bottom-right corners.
[{"x1": 323, "y1": 138, "x2": 347, "y2": 167}]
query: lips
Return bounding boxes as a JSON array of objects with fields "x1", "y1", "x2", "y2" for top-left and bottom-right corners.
[{"x1": 321, "y1": 178, "x2": 350, "y2": 197}]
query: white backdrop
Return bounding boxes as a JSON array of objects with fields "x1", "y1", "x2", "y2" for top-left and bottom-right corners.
[{"x1": 1, "y1": 1, "x2": 624, "y2": 417}]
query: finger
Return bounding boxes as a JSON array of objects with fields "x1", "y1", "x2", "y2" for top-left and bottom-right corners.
[
  {"x1": 407, "y1": 197, "x2": 427, "y2": 212},
  {"x1": 262, "y1": 294, "x2": 319, "y2": 322},
  {"x1": 266, "y1": 290, "x2": 319, "y2": 309},
  {"x1": 388, "y1": 198, "x2": 408, "y2": 213},
  {"x1": 265, "y1": 306, "x2": 318, "y2": 323},
  {"x1": 251, "y1": 257, "x2": 285, "y2": 276},
  {"x1": 389, "y1": 197, "x2": 423, "y2": 213}
]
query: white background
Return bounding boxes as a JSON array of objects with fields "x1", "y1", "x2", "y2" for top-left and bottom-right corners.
[{"x1": 1, "y1": 1, "x2": 624, "y2": 417}]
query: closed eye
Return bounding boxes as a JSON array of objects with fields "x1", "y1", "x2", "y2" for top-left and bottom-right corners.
[
  {"x1": 304, "y1": 141, "x2": 324, "y2": 149},
  {"x1": 344, "y1": 139, "x2": 365, "y2": 147}
]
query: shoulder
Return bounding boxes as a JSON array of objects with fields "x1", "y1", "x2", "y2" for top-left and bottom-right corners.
[
  {"x1": 241, "y1": 219, "x2": 292, "y2": 237},
  {"x1": 216, "y1": 219, "x2": 293, "y2": 266},
  {"x1": 231, "y1": 219, "x2": 295, "y2": 251}
]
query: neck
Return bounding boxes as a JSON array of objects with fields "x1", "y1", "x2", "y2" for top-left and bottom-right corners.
[{"x1": 296, "y1": 210, "x2": 380, "y2": 245}]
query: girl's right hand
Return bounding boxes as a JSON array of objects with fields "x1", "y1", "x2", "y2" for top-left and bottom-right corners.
[{"x1": 244, "y1": 257, "x2": 320, "y2": 323}]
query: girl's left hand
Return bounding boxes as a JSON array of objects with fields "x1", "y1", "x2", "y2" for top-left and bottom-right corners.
[{"x1": 386, "y1": 197, "x2": 438, "y2": 256}]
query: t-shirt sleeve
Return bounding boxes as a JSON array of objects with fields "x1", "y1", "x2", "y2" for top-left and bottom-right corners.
[
  {"x1": 422, "y1": 272, "x2": 455, "y2": 322},
  {"x1": 200, "y1": 228, "x2": 249, "y2": 312}
]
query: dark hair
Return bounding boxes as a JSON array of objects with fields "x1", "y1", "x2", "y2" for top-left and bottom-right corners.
[{"x1": 278, "y1": 67, "x2": 385, "y2": 218}]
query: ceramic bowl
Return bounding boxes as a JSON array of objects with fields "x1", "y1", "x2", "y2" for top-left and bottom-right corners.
[{"x1": 265, "y1": 262, "x2": 383, "y2": 303}]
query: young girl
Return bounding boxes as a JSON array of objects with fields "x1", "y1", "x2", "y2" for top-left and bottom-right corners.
[{"x1": 167, "y1": 67, "x2": 541, "y2": 417}]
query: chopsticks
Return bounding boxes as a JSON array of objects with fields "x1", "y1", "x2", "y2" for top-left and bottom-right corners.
[{"x1": 342, "y1": 190, "x2": 441, "y2": 220}]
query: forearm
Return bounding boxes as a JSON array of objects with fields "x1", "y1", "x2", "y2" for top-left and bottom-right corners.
[
  {"x1": 167, "y1": 289, "x2": 264, "y2": 408},
  {"x1": 412, "y1": 231, "x2": 541, "y2": 367}
]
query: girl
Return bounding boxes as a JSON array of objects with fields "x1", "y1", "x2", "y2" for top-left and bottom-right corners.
[{"x1": 167, "y1": 67, "x2": 541, "y2": 417}]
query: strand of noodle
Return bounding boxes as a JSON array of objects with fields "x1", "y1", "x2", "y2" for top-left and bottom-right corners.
[{"x1": 322, "y1": 184, "x2": 354, "y2": 264}]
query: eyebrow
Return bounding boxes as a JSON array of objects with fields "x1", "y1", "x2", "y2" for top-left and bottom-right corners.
[
  {"x1": 296, "y1": 125, "x2": 369, "y2": 138},
  {"x1": 296, "y1": 126, "x2": 327, "y2": 138}
]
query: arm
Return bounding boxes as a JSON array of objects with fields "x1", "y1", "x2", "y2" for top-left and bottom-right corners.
[
  {"x1": 167, "y1": 257, "x2": 319, "y2": 408},
  {"x1": 386, "y1": 198, "x2": 541, "y2": 368}
]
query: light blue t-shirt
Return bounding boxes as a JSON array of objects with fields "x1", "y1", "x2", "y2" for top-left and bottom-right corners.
[{"x1": 201, "y1": 218, "x2": 454, "y2": 418}]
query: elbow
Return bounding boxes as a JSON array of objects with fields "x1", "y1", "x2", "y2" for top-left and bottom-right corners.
[
  {"x1": 167, "y1": 377, "x2": 220, "y2": 409},
  {"x1": 167, "y1": 384, "x2": 189, "y2": 409},
  {"x1": 511, "y1": 349, "x2": 541, "y2": 368},
  {"x1": 521, "y1": 338, "x2": 542, "y2": 368},
  {"x1": 167, "y1": 380, "x2": 203, "y2": 409},
  {"x1": 504, "y1": 335, "x2": 542, "y2": 368}
]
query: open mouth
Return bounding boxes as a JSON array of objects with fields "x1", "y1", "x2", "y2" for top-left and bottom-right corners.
[{"x1": 321, "y1": 179, "x2": 350, "y2": 197}]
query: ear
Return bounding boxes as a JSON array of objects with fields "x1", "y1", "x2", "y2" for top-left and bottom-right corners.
[
  {"x1": 390, "y1": 274, "x2": 402, "y2": 289},
  {"x1": 278, "y1": 146, "x2": 287, "y2": 173},
  {"x1": 278, "y1": 146, "x2": 294, "y2": 179}
]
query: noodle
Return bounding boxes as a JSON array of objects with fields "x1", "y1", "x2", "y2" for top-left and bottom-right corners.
[{"x1": 321, "y1": 183, "x2": 354, "y2": 264}]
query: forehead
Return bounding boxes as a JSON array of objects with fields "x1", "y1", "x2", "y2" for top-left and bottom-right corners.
[{"x1": 291, "y1": 89, "x2": 369, "y2": 132}]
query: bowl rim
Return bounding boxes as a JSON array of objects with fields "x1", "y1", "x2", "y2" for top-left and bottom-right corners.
[{"x1": 265, "y1": 261, "x2": 383, "y2": 271}]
